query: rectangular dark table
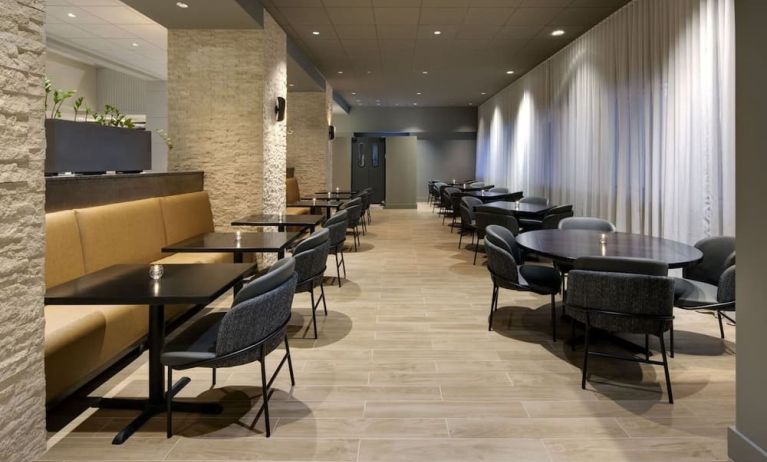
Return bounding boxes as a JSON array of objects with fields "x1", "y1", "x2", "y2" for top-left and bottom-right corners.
[
  {"x1": 45, "y1": 263, "x2": 255, "y2": 445},
  {"x1": 316, "y1": 190, "x2": 357, "y2": 195},
  {"x1": 231, "y1": 213, "x2": 324, "y2": 233},
  {"x1": 456, "y1": 184, "x2": 494, "y2": 192},
  {"x1": 303, "y1": 193, "x2": 354, "y2": 200},
  {"x1": 461, "y1": 190, "x2": 523, "y2": 203},
  {"x1": 287, "y1": 200, "x2": 343, "y2": 219},
  {"x1": 477, "y1": 201, "x2": 556, "y2": 218},
  {"x1": 163, "y1": 231, "x2": 301, "y2": 262}
]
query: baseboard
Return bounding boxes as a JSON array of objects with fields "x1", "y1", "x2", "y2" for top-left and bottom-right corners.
[{"x1": 729, "y1": 426, "x2": 767, "y2": 462}]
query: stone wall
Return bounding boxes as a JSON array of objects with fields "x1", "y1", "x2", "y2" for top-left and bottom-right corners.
[
  {"x1": 287, "y1": 88, "x2": 332, "y2": 194},
  {"x1": 167, "y1": 13, "x2": 287, "y2": 229},
  {"x1": 0, "y1": 0, "x2": 48, "y2": 461}
]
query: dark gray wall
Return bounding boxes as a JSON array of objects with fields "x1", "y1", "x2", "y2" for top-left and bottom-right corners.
[
  {"x1": 333, "y1": 107, "x2": 477, "y2": 204},
  {"x1": 730, "y1": 1, "x2": 767, "y2": 461}
]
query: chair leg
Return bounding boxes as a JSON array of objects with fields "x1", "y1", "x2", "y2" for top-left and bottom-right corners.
[
  {"x1": 473, "y1": 238, "x2": 480, "y2": 265},
  {"x1": 284, "y1": 336, "x2": 296, "y2": 386},
  {"x1": 334, "y1": 251, "x2": 342, "y2": 287},
  {"x1": 340, "y1": 250, "x2": 347, "y2": 279},
  {"x1": 659, "y1": 331, "x2": 673, "y2": 404},
  {"x1": 320, "y1": 281, "x2": 328, "y2": 315},
  {"x1": 670, "y1": 323, "x2": 675, "y2": 358},
  {"x1": 550, "y1": 294, "x2": 557, "y2": 342},
  {"x1": 260, "y1": 353, "x2": 272, "y2": 437},
  {"x1": 309, "y1": 285, "x2": 318, "y2": 339},
  {"x1": 717, "y1": 311, "x2": 725, "y2": 339},
  {"x1": 581, "y1": 318, "x2": 591, "y2": 390},
  {"x1": 488, "y1": 284, "x2": 498, "y2": 331},
  {"x1": 458, "y1": 228, "x2": 464, "y2": 249},
  {"x1": 166, "y1": 367, "x2": 173, "y2": 438},
  {"x1": 211, "y1": 368, "x2": 217, "y2": 388}
]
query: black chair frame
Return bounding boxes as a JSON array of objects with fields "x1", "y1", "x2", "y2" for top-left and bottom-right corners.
[{"x1": 488, "y1": 268, "x2": 558, "y2": 341}]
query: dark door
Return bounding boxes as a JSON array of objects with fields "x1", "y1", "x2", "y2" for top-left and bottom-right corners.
[{"x1": 351, "y1": 137, "x2": 386, "y2": 204}]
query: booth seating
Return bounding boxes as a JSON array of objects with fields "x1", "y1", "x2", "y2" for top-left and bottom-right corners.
[
  {"x1": 286, "y1": 177, "x2": 310, "y2": 215},
  {"x1": 44, "y1": 192, "x2": 230, "y2": 404}
]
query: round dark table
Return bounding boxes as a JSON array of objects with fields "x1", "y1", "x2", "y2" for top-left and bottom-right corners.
[{"x1": 516, "y1": 229, "x2": 702, "y2": 269}]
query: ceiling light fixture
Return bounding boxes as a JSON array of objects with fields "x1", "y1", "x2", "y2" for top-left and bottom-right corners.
[
  {"x1": 434, "y1": 30, "x2": 441, "y2": 35},
  {"x1": 366, "y1": 70, "x2": 372, "y2": 74},
  {"x1": 551, "y1": 29, "x2": 565, "y2": 36},
  {"x1": 312, "y1": 31, "x2": 320, "y2": 35},
  {"x1": 131, "y1": 42, "x2": 139, "y2": 47},
  {"x1": 337, "y1": 71, "x2": 343, "y2": 74},
  {"x1": 481, "y1": 92, "x2": 487, "y2": 95},
  {"x1": 506, "y1": 70, "x2": 514, "y2": 74},
  {"x1": 351, "y1": 92, "x2": 357, "y2": 95},
  {"x1": 176, "y1": 2, "x2": 188, "y2": 8},
  {"x1": 67, "y1": 12, "x2": 76, "y2": 18},
  {"x1": 289, "y1": 83, "x2": 295, "y2": 87},
  {"x1": 422, "y1": 71, "x2": 428, "y2": 75},
  {"x1": 413, "y1": 102, "x2": 418, "y2": 106}
]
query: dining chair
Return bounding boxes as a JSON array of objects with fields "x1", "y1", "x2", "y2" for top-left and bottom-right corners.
[
  {"x1": 363, "y1": 187, "x2": 373, "y2": 224},
  {"x1": 292, "y1": 229, "x2": 331, "y2": 338},
  {"x1": 565, "y1": 256, "x2": 675, "y2": 403},
  {"x1": 484, "y1": 225, "x2": 562, "y2": 340},
  {"x1": 474, "y1": 208, "x2": 520, "y2": 265},
  {"x1": 559, "y1": 217, "x2": 616, "y2": 232},
  {"x1": 457, "y1": 196, "x2": 482, "y2": 249},
  {"x1": 520, "y1": 204, "x2": 574, "y2": 232},
  {"x1": 441, "y1": 187, "x2": 460, "y2": 226},
  {"x1": 162, "y1": 257, "x2": 298, "y2": 438},
  {"x1": 432, "y1": 182, "x2": 446, "y2": 212},
  {"x1": 519, "y1": 196, "x2": 549, "y2": 206},
  {"x1": 358, "y1": 191, "x2": 370, "y2": 234},
  {"x1": 339, "y1": 198, "x2": 362, "y2": 251},
  {"x1": 323, "y1": 210, "x2": 348, "y2": 287}
]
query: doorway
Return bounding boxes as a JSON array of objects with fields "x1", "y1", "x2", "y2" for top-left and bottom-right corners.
[{"x1": 351, "y1": 137, "x2": 386, "y2": 204}]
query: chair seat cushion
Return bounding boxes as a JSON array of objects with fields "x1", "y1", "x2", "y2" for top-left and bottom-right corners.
[
  {"x1": 519, "y1": 265, "x2": 561, "y2": 294},
  {"x1": 673, "y1": 277, "x2": 718, "y2": 307},
  {"x1": 161, "y1": 312, "x2": 223, "y2": 368}
]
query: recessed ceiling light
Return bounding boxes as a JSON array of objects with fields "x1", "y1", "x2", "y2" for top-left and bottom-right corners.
[
  {"x1": 551, "y1": 29, "x2": 565, "y2": 36},
  {"x1": 416, "y1": 92, "x2": 422, "y2": 95},
  {"x1": 506, "y1": 70, "x2": 515, "y2": 74},
  {"x1": 289, "y1": 83, "x2": 295, "y2": 87},
  {"x1": 337, "y1": 71, "x2": 343, "y2": 74},
  {"x1": 434, "y1": 30, "x2": 441, "y2": 35},
  {"x1": 131, "y1": 42, "x2": 139, "y2": 47},
  {"x1": 413, "y1": 102, "x2": 418, "y2": 106},
  {"x1": 176, "y1": 2, "x2": 188, "y2": 8},
  {"x1": 481, "y1": 92, "x2": 487, "y2": 95},
  {"x1": 469, "y1": 103, "x2": 474, "y2": 106},
  {"x1": 351, "y1": 92, "x2": 357, "y2": 95},
  {"x1": 67, "y1": 12, "x2": 76, "y2": 18},
  {"x1": 422, "y1": 71, "x2": 428, "y2": 75},
  {"x1": 312, "y1": 31, "x2": 320, "y2": 36}
]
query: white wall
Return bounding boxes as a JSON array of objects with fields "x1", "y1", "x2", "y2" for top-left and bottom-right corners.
[
  {"x1": 45, "y1": 52, "x2": 98, "y2": 118},
  {"x1": 731, "y1": 2, "x2": 767, "y2": 460},
  {"x1": 476, "y1": 0, "x2": 735, "y2": 245}
]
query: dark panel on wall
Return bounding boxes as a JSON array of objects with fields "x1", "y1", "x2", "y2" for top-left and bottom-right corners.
[{"x1": 45, "y1": 171, "x2": 204, "y2": 212}]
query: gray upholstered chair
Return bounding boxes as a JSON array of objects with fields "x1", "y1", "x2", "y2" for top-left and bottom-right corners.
[
  {"x1": 432, "y1": 182, "x2": 447, "y2": 212},
  {"x1": 674, "y1": 236, "x2": 736, "y2": 339},
  {"x1": 441, "y1": 187, "x2": 460, "y2": 226},
  {"x1": 339, "y1": 198, "x2": 362, "y2": 251},
  {"x1": 559, "y1": 217, "x2": 617, "y2": 232},
  {"x1": 292, "y1": 228, "x2": 331, "y2": 338},
  {"x1": 520, "y1": 204, "x2": 574, "y2": 231},
  {"x1": 474, "y1": 208, "x2": 520, "y2": 265},
  {"x1": 519, "y1": 196, "x2": 549, "y2": 206},
  {"x1": 565, "y1": 257, "x2": 675, "y2": 403},
  {"x1": 488, "y1": 187, "x2": 509, "y2": 193},
  {"x1": 484, "y1": 225, "x2": 562, "y2": 339},
  {"x1": 323, "y1": 210, "x2": 348, "y2": 287},
  {"x1": 362, "y1": 187, "x2": 373, "y2": 224},
  {"x1": 358, "y1": 191, "x2": 370, "y2": 234},
  {"x1": 457, "y1": 196, "x2": 482, "y2": 249},
  {"x1": 161, "y1": 257, "x2": 298, "y2": 438}
]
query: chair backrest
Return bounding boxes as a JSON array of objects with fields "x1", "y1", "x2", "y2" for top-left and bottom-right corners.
[
  {"x1": 442, "y1": 187, "x2": 460, "y2": 208},
  {"x1": 683, "y1": 236, "x2": 736, "y2": 285},
  {"x1": 568, "y1": 257, "x2": 673, "y2": 331},
  {"x1": 559, "y1": 217, "x2": 616, "y2": 232},
  {"x1": 216, "y1": 257, "x2": 297, "y2": 362},
  {"x1": 488, "y1": 187, "x2": 508, "y2": 193},
  {"x1": 475, "y1": 209, "x2": 520, "y2": 236},
  {"x1": 717, "y1": 265, "x2": 736, "y2": 304},
  {"x1": 324, "y1": 210, "x2": 348, "y2": 247},
  {"x1": 519, "y1": 196, "x2": 549, "y2": 206},
  {"x1": 485, "y1": 224, "x2": 522, "y2": 263},
  {"x1": 470, "y1": 182, "x2": 485, "y2": 188},
  {"x1": 339, "y1": 197, "x2": 362, "y2": 210},
  {"x1": 484, "y1": 226, "x2": 520, "y2": 284},
  {"x1": 359, "y1": 191, "x2": 371, "y2": 210},
  {"x1": 541, "y1": 206, "x2": 574, "y2": 229},
  {"x1": 461, "y1": 196, "x2": 482, "y2": 210},
  {"x1": 293, "y1": 228, "x2": 331, "y2": 283}
]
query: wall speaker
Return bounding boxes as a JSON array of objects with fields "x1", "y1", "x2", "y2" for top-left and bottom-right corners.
[
  {"x1": 275, "y1": 97, "x2": 286, "y2": 122},
  {"x1": 328, "y1": 125, "x2": 336, "y2": 140}
]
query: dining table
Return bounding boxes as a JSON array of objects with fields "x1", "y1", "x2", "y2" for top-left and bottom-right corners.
[
  {"x1": 476, "y1": 201, "x2": 557, "y2": 218},
  {"x1": 44, "y1": 263, "x2": 255, "y2": 445},
  {"x1": 231, "y1": 213, "x2": 324, "y2": 233},
  {"x1": 162, "y1": 231, "x2": 302, "y2": 263},
  {"x1": 287, "y1": 199, "x2": 343, "y2": 219},
  {"x1": 461, "y1": 190, "x2": 523, "y2": 203}
]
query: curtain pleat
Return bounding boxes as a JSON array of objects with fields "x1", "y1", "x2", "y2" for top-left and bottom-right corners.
[{"x1": 475, "y1": 0, "x2": 735, "y2": 244}]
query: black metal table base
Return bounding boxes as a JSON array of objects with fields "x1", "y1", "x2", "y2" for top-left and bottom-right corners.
[{"x1": 99, "y1": 378, "x2": 222, "y2": 444}]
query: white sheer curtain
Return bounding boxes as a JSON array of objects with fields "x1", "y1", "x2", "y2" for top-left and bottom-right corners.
[{"x1": 476, "y1": 0, "x2": 734, "y2": 244}]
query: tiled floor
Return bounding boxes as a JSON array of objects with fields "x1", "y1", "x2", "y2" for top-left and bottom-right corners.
[{"x1": 41, "y1": 204, "x2": 736, "y2": 462}]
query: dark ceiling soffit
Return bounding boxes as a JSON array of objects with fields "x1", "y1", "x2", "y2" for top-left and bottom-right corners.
[
  {"x1": 334, "y1": 93, "x2": 351, "y2": 114},
  {"x1": 287, "y1": 38, "x2": 325, "y2": 90},
  {"x1": 236, "y1": 0, "x2": 264, "y2": 27}
]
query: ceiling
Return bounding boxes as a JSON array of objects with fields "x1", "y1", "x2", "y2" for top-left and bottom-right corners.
[{"x1": 260, "y1": 0, "x2": 631, "y2": 107}]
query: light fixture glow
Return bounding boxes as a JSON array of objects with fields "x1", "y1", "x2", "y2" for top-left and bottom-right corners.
[
  {"x1": 312, "y1": 31, "x2": 320, "y2": 35},
  {"x1": 351, "y1": 92, "x2": 357, "y2": 95},
  {"x1": 289, "y1": 83, "x2": 295, "y2": 87},
  {"x1": 506, "y1": 70, "x2": 514, "y2": 74},
  {"x1": 131, "y1": 42, "x2": 138, "y2": 47},
  {"x1": 422, "y1": 71, "x2": 428, "y2": 75},
  {"x1": 67, "y1": 12, "x2": 76, "y2": 18},
  {"x1": 417, "y1": 92, "x2": 422, "y2": 95},
  {"x1": 176, "y1": 2, "x2": 188, "y2": 8},
  {"x1": 337, "y1": 71, "x2": 343, "y2": 74},
  {"x1": 413, "y1": 102, "x2": 418, "y2": 106},
  {"x1": 481, "y1": 92, "x2": 487, "y2": 95},
  {"x1": 551, "y1": 29, "x2": 565, "y2": 36},
  {"x1": 433, "y1": 30, "x2": 441, "y2": 35}
]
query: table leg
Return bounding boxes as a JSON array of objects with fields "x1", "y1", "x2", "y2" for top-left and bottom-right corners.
[
  {"x1": 98, "y1": 304, "x2": 222, "y2": 444},
  {"x1": 233, "y1": 252, "x2": 244, "y2": 293},
  {"x1": 278, "y1": 249, "x2": 285, "y2": 259}
]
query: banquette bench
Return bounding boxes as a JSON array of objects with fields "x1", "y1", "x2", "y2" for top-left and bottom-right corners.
[{"x1": 44, "y1": 191, "x2": 230, "y2": 404}]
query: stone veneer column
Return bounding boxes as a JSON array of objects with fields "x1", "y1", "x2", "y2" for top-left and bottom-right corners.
[
  {"x1": 286, "y1": 84, "x2": 333, "y2": 193},
  {"x1": 0, "y1": 1, "x2": 48, "y2": 461},
  {"x1": 167, "y1": 12, "x2": 286, "y2": 229}
]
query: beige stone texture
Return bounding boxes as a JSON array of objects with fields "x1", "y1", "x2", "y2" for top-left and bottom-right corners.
[
  {"x1": 167, "y1": 12, "x2": 287, "y2": 230},
  {"x1": 286, "y1": 86, "x2": 333, "y2": 194},
  {"x1": 0, "y1": 0, "x2": 48, "y2": 461}
]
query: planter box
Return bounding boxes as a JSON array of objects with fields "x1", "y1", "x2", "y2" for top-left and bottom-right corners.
[{"x1": 45, "y1": 119, "x2": 151, "y2": 174}]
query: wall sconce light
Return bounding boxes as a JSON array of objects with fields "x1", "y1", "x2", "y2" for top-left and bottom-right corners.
[
  {"x1": 328, "y1": 125, "x2": 336, "y2": 140},
  {"x1": 275, "y1": 97, "x2": 286, "y2": 122}
]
